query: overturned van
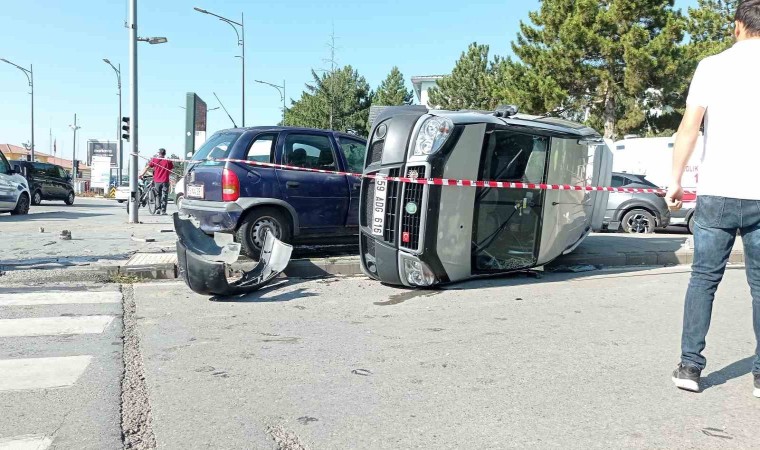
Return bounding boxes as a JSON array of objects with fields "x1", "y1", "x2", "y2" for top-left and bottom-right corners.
[{"x1": 359, "y1": 106, "x2": 613, "y2": 287}]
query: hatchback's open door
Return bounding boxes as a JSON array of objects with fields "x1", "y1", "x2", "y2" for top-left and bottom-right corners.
[{"x1": 174, "y1": 214, "x2": 293, "y2": 296}]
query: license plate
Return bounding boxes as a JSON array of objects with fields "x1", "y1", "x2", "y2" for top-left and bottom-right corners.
[
  {"x1": 187, "y1": 184, "x2": 204, "y2": 199},
  {"x1": 371, "y1": 179, "x2": 388, "y2": 236}
]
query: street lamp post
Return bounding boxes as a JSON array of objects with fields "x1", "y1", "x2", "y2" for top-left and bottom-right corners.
[
  {"x1": 255, "y1": 79, "x2": 286, "y2": 125},
  {"x1": 1, "y1": 59, "x2": 34, "y2": 161},
  {"x1": 127, "y1": 0, "x2": 168, "y2": 224},
  {"x1": 194, "y1": 7, "x2": 245, "y2": 127},
  {"x1": 103, "y1": 59, "x2": 122, "y2": 184},
  {"x1": 69, "y1": 114, "x2": 81, "y2": 178}
]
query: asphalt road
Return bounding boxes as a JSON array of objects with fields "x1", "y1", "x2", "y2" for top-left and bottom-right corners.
[
  {"x1": 0, "y1": 283, "x2": 123, "y2": 449},
  {"x1": 133, "y1": 267, "x2": 760, "y2": 449},
  {"x1": 0, "y1": 197, "x2": 178, "y2": 270}
]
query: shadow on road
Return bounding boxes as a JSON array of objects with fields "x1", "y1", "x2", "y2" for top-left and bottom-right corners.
[
  {"x1": 702, "y1": 356, "x2": 755, "y2": 390},
  {"x1": 210, "y1": 279, "x2": 318, "y2": 303},
  {"x1": 0, "y1": 211, "x2": 111, "y2": 222}
]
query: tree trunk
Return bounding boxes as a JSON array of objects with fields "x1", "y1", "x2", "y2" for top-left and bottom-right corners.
[{"x1": 603, "y1": 83, "x2": 616, "y2": 139}]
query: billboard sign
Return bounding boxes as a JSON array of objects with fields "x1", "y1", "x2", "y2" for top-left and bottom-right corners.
[
  {"x1": 90, "y1": 156, "x2": 112, "y2": 189},
  {"x1": 185, "y1": 93, "x2": 208, "y2": 158},
  {"x1": 87, "y1": 140, "x2": 118, "y2": 166}
]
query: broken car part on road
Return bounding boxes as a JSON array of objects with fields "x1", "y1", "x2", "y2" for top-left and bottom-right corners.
[{"x1": 174, "y1": 213, "x2": 293, "y2": 296}]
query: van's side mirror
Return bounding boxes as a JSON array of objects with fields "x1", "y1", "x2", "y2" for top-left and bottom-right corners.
[{"x1": 12, "y1": 165, "x2": 21, "y2": 174}]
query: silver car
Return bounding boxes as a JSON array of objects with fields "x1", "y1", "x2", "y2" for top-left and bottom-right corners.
[
  {"x1": 604, "y1": 172, "x2": 670, "y2": 233},
  {"x1": 0, "y1": 150, "x2": 31, "y2": 215}
]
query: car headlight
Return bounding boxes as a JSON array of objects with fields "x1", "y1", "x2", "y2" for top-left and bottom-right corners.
[
  {"x1": 413, "y1": 116, "x2": 454, "y2": 156},
  {"x1": 401, "y1": 255, "x2": 436, "y2": 287}
]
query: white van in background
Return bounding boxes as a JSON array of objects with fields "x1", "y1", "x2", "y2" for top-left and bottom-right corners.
[{"x1": 612, "y1": 135, "x2": 702, "y2": 232}]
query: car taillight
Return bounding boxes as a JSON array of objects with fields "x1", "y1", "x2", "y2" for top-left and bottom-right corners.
[{"x1": 222, "y1": 168, "x2": 240, "y2": 202}]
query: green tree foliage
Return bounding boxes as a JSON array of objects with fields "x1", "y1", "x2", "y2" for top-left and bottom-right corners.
[
  {"x1": 687, "y1": 0, "x2": 738, "y2": 60},
  {"x1": 427, "y1": 43, "x2": 499, "y2": 110},
  {"x1": 497, "y1": 0, "x2": 686, "y2": 139},
  {"x1": 285, "y1": 66, "x2": 372, "y2": 134},
  {"x1": 374, "y1": 67, "x2": 413, "y2": 106}
]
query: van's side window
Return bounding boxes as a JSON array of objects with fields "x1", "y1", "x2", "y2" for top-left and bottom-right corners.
[
  {"x1": 481, "y1": 131, "x2": 548, "y2": 183},
  {"x1": 283, "y1": 134, "x2": 336, "y2": 170},
  {"x1": 57, "y1": 167, "x2": 68, "y2": 179},
  {"x1": 246, "y1": 134, "x2": 277, "y2": 163}
]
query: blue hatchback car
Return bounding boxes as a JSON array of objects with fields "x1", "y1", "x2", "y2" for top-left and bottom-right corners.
[{"x1": 181, "y1": 127, "x2": 367, "y2": 258}]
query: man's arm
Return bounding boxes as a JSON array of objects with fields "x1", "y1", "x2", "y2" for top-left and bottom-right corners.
[
  {"x1": 666, "y1": 106, "x2": 705, "y2": 209},
  {"x1": 140, "y1": 160, "x2": 153, "y2": 178}
]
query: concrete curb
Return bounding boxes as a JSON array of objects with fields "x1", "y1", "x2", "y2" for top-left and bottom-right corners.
[{"x1": 16, "y1": 248, "x2": 742, "y2": 281}]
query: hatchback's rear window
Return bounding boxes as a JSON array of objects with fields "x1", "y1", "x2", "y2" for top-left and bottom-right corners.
[{"x1": 192, "y1": 131, "x2": 243, "y2": 165}]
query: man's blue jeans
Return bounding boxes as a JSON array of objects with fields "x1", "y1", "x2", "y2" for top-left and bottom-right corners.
[{"x1": 681, "y1": 195, "x2": 760, "y2": 374}]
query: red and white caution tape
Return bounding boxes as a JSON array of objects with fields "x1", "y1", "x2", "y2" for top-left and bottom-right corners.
[{"x1": 143, "y1": 154, "x2": 696, "y2": 195}]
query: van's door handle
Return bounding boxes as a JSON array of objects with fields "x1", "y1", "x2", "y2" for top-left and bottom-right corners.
[{"x1": 286, "y1": 181, "x2": 300, "y2": 188}]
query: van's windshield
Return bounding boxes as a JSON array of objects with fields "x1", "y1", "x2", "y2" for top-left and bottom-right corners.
[
  {"x1": 192, "y1": 131, "x2": 244, "y2": 165},
  {"x1": 472, "y1": 130, "x2": 549, "y2": 272}
]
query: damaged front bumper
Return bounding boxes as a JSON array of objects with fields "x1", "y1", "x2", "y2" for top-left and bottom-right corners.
[{"x1": 174, "y1": 213, "x2": 293, "y2": 296}]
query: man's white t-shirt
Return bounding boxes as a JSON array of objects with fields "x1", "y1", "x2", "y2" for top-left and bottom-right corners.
[{"x1": 686, "y1": 39, "x2": 760, "y2": 200}]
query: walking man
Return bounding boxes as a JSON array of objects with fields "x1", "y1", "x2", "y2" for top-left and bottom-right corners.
[
  {"x1": 668, "y1": 0, "x2": 760, "y2": 396},
  {"x1": 141, "y1": 148, "x2": 174, "y2": 215}
]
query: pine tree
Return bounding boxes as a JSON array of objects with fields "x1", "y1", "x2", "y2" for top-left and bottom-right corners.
[
  {"x1": 427, "y1": 43, "x2": 499, "y2": 110},
  {"x1": 285, "y1": 66, "x2": 372, "y2": 134},
  {"x1": 500, "y1": 0, "x2": 685, "y2": 139},
  {"x1": 374, "y1": 67, "x2": 413, "y2": 106},
  {"x1": 687, "y1": 0, "x2": 738, "y2": 60}
]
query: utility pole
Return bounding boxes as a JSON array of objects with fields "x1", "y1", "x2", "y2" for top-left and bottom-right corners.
[
  {"x1": 129, "y1": 0, "x2": 139, "y2": 223},
  {"x1": 1, "y1": 59, "x2": 34, "y2": 161}
]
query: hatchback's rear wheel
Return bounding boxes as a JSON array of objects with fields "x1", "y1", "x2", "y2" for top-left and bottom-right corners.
[
  {"x1": 236, "y1": 207, "x2": 291, "y2": 260},
  {"x1": 622, "y1": 209, "x2": 655, "y2": 234}
]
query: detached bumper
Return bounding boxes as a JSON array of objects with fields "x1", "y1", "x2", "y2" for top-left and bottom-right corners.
[
  {"x1": 174, "y1": 214, "x2": 293, "y2": 296},
  {"x1": 181, "y1": 198, "x2": 243, "y2": 233}
]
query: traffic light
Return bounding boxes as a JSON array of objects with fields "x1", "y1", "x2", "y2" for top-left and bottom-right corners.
[{"x1": 121, "y1": 117, "x2": 130, "y2": 141}]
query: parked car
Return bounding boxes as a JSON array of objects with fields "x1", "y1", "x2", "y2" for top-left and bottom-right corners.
[
  {"x1": 12, "y1": 161, "x2": 75, "y2": 206},
  {"x1": 0, "y1": 150, "x2": 31, "y2": 215},
  {"x1": 671, "y1": 200, "x2": 696, "y2": 234},
  {"x1": 182, "y1": 127, "x2": 367, "y2": 258},
  {"x1": 174, "y1": 176, "x2": 185, "y2": 210},
  {"x1": 114, "y1": 183, "x2": 130, "y2": 203},
  {"x1": 604, "y1": 172, "x2": 670, "y2": 234}
]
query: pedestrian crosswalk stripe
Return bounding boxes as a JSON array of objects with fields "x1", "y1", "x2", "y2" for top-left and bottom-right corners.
[
  {"x1": 0, "y1": 316, "x2": 115, "y2": 338},
  {"x1": 0, "y1": 435, "x2": 53, "y2": 450},
  {"x1": 0, "y1": 291, "x2": 121, "y2": 307},
  {"x1": 0, "y1": 356, "x2": 92, "y2": 392}
]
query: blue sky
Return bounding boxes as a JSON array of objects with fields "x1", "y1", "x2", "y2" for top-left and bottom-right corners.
[{"x1": 1, "y1": 0, "x2": 700, "y2": 167}]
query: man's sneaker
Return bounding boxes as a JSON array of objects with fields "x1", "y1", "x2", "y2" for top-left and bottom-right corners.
[
  {"x1": 754, "y1": 374, "x2": 760, "y2": 398},
  {"x1": 672, "y1": 363, "x2": 701, "y2": 392}
]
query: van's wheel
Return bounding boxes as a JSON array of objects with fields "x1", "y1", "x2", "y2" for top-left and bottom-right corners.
[
  {"x1": 31, "y1": 190, "x2": 42, "y2": 206},
  {"x1": 687, "y1": 215, "x2": 695, "y2": 234},
  {"x1": 236, "y1": 207, "x2": 291, "y2": 260},
  {"x1": 622, "y1": 209, "x2": 655, "y2": 234},
  {"x1": 65, "y1": 191, "x2": 75, "y2": 206},
  {"x1": 11, "y1": 193, "x2": 30, "y2": 215}
]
